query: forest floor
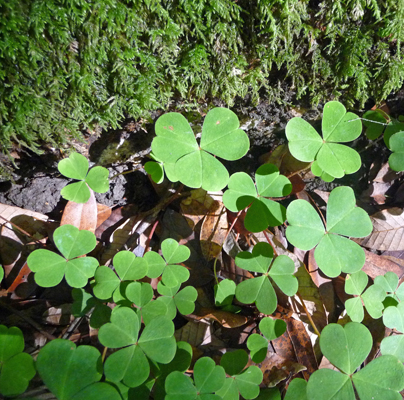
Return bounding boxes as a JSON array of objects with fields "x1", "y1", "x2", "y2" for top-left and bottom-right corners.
[{"x1": 1, "y1": 86, "x2": 404, "y2": 399}]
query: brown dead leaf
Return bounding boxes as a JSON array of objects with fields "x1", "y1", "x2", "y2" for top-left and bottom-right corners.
[
  {"x1": 192, "y1": 306, "x2": 248, "y2": 328},
  {"x1": 271, "y1": 325, "x2": 297, "y2": 361},
  {"x1": 100, "y1": 215, "x2": 144, "y2": 265},
  {"x1": 174, "y1": 319, "x2": 212, "y2": 347},
  {"x1": 226, "y1": 210, "x2": 251, "y2": 239},
  {"x1": 358, "y1": 207, "x2": 404, "y2": 251},
  {"x1": 0, "y1": 204, "x2": 50, "y2": 292},
  {"x1": 60, "y1": 190, "x2": 97, "y2": 233},
  {"x1": 180, "y1": 189, "x2": 214, "y2": 229},
  {"x1": 96, "y1": 204, "x2": 112, "y2": 228},
  {"x1": 42, "y1": 304, "x2": 73, "y2": 326},
  {"x1": 362, "y1": 249, "x2": 404, "y2": 279},
  {"x1": 360, "y1": 162, "x2": 397, "y2": 205},
  {"x1": 259, "y1": 144, "x2": 310, "y2": 177},
  {"x1": 219, "y1": 252, "x2": 254, "y2": 283},
  {"x1": 200, "y1": 201, "x2": 228, "y2": 261},
  {"x1": 251, "y1": 352, "x2": 306, "y2": 387},
  {"x1": 293, "y1": 256, "x2": 328, "y2": 332},
  {"x1": 289, "y1": 174, "x2": 306, "y2": 195},
  {"x1": 286, "y1": 318, "x2": 318, "y2": 379}
]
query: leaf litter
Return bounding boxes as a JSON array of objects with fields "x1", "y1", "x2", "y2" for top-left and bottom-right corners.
[{"x1": 3, "y1": 105, "x2": 404, "y2": 399}]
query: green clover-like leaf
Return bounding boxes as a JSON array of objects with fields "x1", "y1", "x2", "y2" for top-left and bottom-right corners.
[
  {"x1": 321, "y1": 322, "x2": 372, "y2": 375},
  {"x1": 145, "y1": 238, "x2": 190, "y2": 287},
  {"x1": 247, "y1": 334, "x2": 268, "y2": 363},
  {"x1": 54, "y1": 224, "x2": 96, "y2": 259},
  {"x1": 286, "y1": 186, "x2": 372, "y2": 278},
  {"x1": 221, "y1": 350, "x2": 249, "y2": 376},
  {"x1": 157, "y1": 282, "x2": 197, "y2": 316},
  {"x1": 381, "y1": 336, "x2": 404, "y2": 363},
  {"x1": 286, "y1": 101, "x2": 362, "y2": 179},
  {"x1": 311, "y1": 160, "x2": 335, "y2": 182},
  {"x1": 151, "y1": 108, "x2": 249, "y2": 191},
  {"x1": 352, "y1": 355, "x2": 404, "y2": 399},
  {"x1": 165, "y1": 357, "x2": 226, "y2": 400},
  {"x1": 58, "y1": 152, "x2": 89, "y2": 180},
  {"x1": 59, "y1": 152, "x2": 109, "y2": 203},
  {"x1": 144, "y1": 161, "x2": 164, "y2": 184},
  {"x1": 105, "y1": 345, "x2": 149, "y2": 388},
  {"x1": 284, "y1": 378, "x2": 308, "y2": 400},
  {"x1": 100, "y1": 307, "x2": 176, "y2": 387},
  {"x1": 246, "y1": 318, "x2": 286, "y2": 364},
  {"x1": 138, "y1": 316, "x2": 176, "y2": 363},
  {"x1": 307, "y1": 322, "x2": 404, "y2": 400},
  {"x1": 114, "y1": 250, "x2": 148, "y2": 281},
  {"x1": 215, "y1": 279, "x2": 236, "y2": 308},
  {"x1": 71, "y1": 288, "x2": 111, "y2": 329},
  {"x1": 235, "y1": 242, "x2": 298, "y2": 314},
  {"x1": 94, "y1": 251, "x2": 148, "y2": 300},
  {"x1": 381, "y1": 302, "x2": 404, "y2": 362},
  {"x1": 363, "y1": 110, "x2": 388, "y2": 140},
  {"x1": 345, "y1": 271, "x2": 386, "y2": 322},
  {"x1": 126, "y1": 281, "x2": 154, "y2": 309},
  {"x1": 259, "y1": 317, "x2": 287, "y2": 341},
  {"x1": 37, "y1": 339, "x2": 121, "y2": 400},
  {"x1": 219, "y1": 350, "x2": 263, "y2": 400},
  {"x1": 151, "y1": 341, "x2": 194, "y2": 399},
  {"x1": 194, "y1": 357, "x2": 226, "y2": 395},
  {"x1": 165, "y1": 372, "x2": 198, "y2": 400},
  {"x1": 384, "y1": 119, "x2": 404, "y2": 148},
  {"x1": 27, "y1": 224, "x2": 99, "y2": 288},
  {"x1": 388, "y1": 131, "x2": 404, "y2": 172},
  {"x1": 375, "y1": 272, "x2": 404, "y2": 303},
  {"x1": 98, "y1": 306, "x2": 140, "y2": 348},
  {"x1": 223, "y1": 164, "x2": 292, "y2": 232},
  {"x1": 0, "y1": 325, "x2": 35, "y2": 397},
  {"x1": 93, "y1": 266, "x2": 120, "y2": 300}
]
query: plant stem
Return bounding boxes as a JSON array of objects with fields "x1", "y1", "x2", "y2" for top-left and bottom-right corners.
[
  {"x1": 358, "y1": 136, "x2": 384, "y2": 154},
  {"x1": 213, "y1": 209, "x2": 243, "y2": 285},
  {"x1": 295, "y1": 291, "x2": 321, "y2": 337},
  {"x1": 102, "y1": 346, "x2": 108, "y2": 363}
]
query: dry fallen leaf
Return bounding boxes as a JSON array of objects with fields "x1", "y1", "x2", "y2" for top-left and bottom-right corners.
[
  {"x1": 174, "y1": 319, "x2": 212, "y2": 347},
  {"x1": 0, "y1": 203, "x2": 49, "y2": 291},
  {"x1": 180, "y1": 189, "x2": 214, "y2": 229},
  {"x1": 360, "y1": 162, "x2": 397, "y2": 205},
  {"x1": 362, "y1": 249, "x2": 404, "y2": 279},
  {"x1": 286, "y1": 318, "x2": 318, "y2": 380},
  {"x1": 250, "y1": 351, "x2": 306, "y2": 387},
  {"x1": 96, "y1": 204, "x2": 112, "y2": 228},
  {"x1": 358, "y1": 207, "x2": 404, "y2": 251},
  {"x1": 200, "y1": 201, "x2": 228, "y2": 261},
  {"x1": 259, "y1": 144, "x2": 310, "y2": 177},
  {"x1": 60, "y1": 190, "x2": 97, "y2": 232},
  {"x1": 192, "y1": 306, "x2": 248, "y2": 329}
]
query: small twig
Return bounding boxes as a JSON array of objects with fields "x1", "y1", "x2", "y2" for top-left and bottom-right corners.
[
  {"x1": 144, "y1": 219, "x2": 160, "y2": 253},
  {"x1": 263, "y1": 230, "x2": 278, "y2": 256},
  {"x1": 213, "y1": 209, "x2": 243, "y2": 285},
  {"x1": 358, "y1": 136, "x2": 384, "y2": 154},
  {"x1": 0, "y1": 215, "x2": 45, "y2": 245},
  {"x1": 102, "y1": 345, "x2": 108, "y2": 362},
  {"x1": 306, "y1": 192, "x2": 327, "y2": 228},
  {"x1": 60, "y1": 314, "x2": 88, "y2": 340},
  {"x1": 295, "y1": 291, "x2": 321, "y2": 337},
  {"x1": 0, "y1": 300, "x2": 56, "y2": 341}
]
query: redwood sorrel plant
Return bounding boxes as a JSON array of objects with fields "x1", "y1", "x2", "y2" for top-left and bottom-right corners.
[{"x1": 3, "y1": 103, "x2": 404, "y2": 400}]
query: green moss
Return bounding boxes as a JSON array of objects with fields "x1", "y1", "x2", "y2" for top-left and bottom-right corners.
[{"x1": 1, "y1": 0, "x2": 404, "y2": 155}]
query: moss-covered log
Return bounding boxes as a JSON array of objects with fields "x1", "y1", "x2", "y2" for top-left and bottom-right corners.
[{"x1": 1, "y1": 0, "x2": 404, "y2": 154}]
